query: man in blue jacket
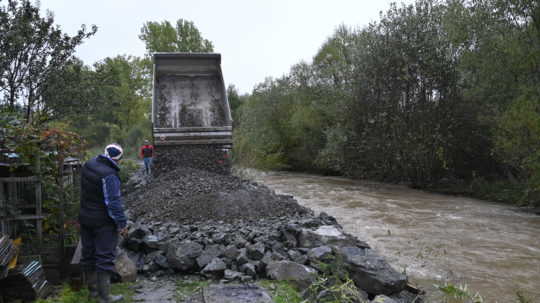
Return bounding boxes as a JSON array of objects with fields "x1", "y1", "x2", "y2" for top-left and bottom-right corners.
[{"x1": 79, "y1": 143, "x2": 127, "y2": 303}]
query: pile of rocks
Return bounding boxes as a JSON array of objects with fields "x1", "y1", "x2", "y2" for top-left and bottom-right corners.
[
  {"x1": 152, "y1": 145, "x2": 231, "y2": 176},
  {"x1": 124, "y1": 166, "x2": 309, "y2": 224},
  {"x1": 122, "y1": 154, "x2": 423, "y2": 302},
  {"x1": 120, "y1": 212, "x2": 421, "y2": 302}
]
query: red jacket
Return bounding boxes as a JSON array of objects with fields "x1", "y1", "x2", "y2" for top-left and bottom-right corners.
[{"x1": 140, "y1": 145, "x2": 154, "y2": 158}]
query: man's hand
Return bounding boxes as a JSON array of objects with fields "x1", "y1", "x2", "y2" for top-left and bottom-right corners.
[{"x1": 119, "y1": 227, "x2": 128, "y2": 237}]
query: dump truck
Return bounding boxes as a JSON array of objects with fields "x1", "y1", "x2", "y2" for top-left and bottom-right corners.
[{"x1": 151, "y1": 53, "x2": 233, "y2": 174}]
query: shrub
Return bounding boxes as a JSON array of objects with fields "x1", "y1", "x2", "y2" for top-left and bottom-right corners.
[{"x1": 495, "y1": 95, "x2": 540, "y2": 205}]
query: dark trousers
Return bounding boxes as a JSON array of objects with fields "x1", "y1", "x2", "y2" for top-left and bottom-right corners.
[{"x1": 80, "y1": 222, "x2": 118, "y2": 273}]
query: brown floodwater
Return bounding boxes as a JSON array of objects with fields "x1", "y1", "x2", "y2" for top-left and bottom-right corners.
[{"x1": 243, "y1": 170, "x2": 540, "y2": 302}]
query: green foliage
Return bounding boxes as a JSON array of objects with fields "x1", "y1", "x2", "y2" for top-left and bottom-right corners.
[
  {"x1": 494, "y1": 94, "x2": 540, "y2": 204},
  {"x1": 233, "y1": 0, "x2": 540, "y2": 205},
  {"x1": 139, "y1": 19, "x2": 214, "y2": 53},
  {"x1": 234, "y1": 73, "x2": 331, "y2": 171},
  {"x1": 435, "y1": 283, "x2": 536, "y2": 303},
  {"x1": 39, "y1": 59, "x2": 98, "y2": 122},
  {"x1": 233, "y1": 79, "x2": 291, "y2": 170},
  {"x1": 515, "y1": 290, "x2": 534, "y2": 303},
  {"x1": 0, "y1": 113, "x2": 41, "y2": 166},
  {"x1": 0, "y1": 112, "x2": 85, "y2": 241},
  {"x1": 435, "y1": 283, "x2": 484, "y2": 303},
  {"x1": 35, "y1": 285, "x2": 92, "y2": 303},
  {"x1": 304, "y1": 276, "x2": 364, "y2": 303},
  {"x1": 0, "y1": 0, "x2": 96, "y2": 123},
  {"x1": 258, "y1": 280, "x2": 303, "y2": 303},
  {"x1": 315, "y1": 127, "x2": 349, "y2": 173},
  {"x1": 118, "y1": 159, "x2": 140, "y2": 183},
  {"x1": 301, "y1": 255, "x2": 369, "y2": 303},
  {"x1": 94, "y1": 56, "x2": 150, "y2": 130},
  {"x1": 36, "y1": 282, "x2": 134, "y2": 303},
  {"x1": 228, "y1": 84, "x2": 248, "y2": 127},
  {"x1": 63, "y1": 55, "x2": 152, "y2": 149}
]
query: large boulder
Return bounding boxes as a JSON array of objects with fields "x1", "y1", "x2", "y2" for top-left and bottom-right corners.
[
  {"x1": 153, "y1": 253, "x2": 169, "y2": 269},
  {"x1": 224, "y1": 269, "x2": 244, "y2": 281},
  {"x1": 201, "y1": 258, "x2": 227, "y2": 278},
  {"x1": 236, "y1": 248, "x2": 250, "y2": 265},
  {"x1": 246, "y1": 242, "x2": 266, "y2": 260},
  {"x1": 166, "y1": 241, "x2": 203, "y2": 272},
  {"x1": 197, "y1": 244, "x2": 224, "y2": 268},
  {"x1": 222, "y1": 245, "x2": 240, "y2": 259},
  {"x1": 307, "y1": 246, "x2": 333, "y2": 262},
  {"x1": 261, "y1": 251, "x2": 285, "y2": 268},
  {"x1": 266, "y1": 260, "x2": 317, "y2": 289},
  {"x1": 281, "y1": 230, "x2": 298, "y2": 248},
  {"x1": 288, "y1": 249, "x2": 308, "y2": 264},
  {"x1": 239, "y1": 262, "x2": 257, "y2": 277},
  {"x1": 337, "y1": 246, "x2": 407, "y2": 295}
]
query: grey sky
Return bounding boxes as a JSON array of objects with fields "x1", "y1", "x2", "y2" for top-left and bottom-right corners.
[{"x1": 39, "y1": 0, "x2": 411, "y2": 94}]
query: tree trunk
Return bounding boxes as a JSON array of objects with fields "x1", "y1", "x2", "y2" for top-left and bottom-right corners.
[{"x1": 25, "y1": 87, "x2": 33, "y2": 124}]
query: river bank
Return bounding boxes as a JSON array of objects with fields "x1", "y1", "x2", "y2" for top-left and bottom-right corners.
[
  {"x1": 254, "y1": 167, "x2": 540, "y2": 214},
  {"x1": 118, "y1": 165, "x2": 422, "y2": 302},
  {"x1": 421, "y1": 177, "x2": 540, "y2": 214},
  {"x1": 242, "y1": 169, "x2": 540, "y2": 302}
]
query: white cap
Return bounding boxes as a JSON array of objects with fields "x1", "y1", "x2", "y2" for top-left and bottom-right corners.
[{"x1": 104, "y1": 143, "x2": 123, "y2": 160}]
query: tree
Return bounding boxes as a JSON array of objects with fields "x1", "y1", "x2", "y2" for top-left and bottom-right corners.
[
  {"x1": 38, "y1": 58, "x2": 94, "y2": 121},
  {"x1": 71, "y1": 56, "x2": 151, "y2": 148},
  {"x1": 227, "y1": 84, "x2": 250, "y2": 127},
  {"x1": 232, "y1": 0, "x2": 539, "y2": 204},
  {"x1": 495, "y1": 93, "x2": 540, "y2": 203},
  {"x1": 313, "y1": 25, "x2": 356, "y2": 93},
  {"x1": 0, "y1": 0, "x2": 96, "y2": 123},
  {"x1": 139, "y1": 19, "x2": 214, "y2": 54}
]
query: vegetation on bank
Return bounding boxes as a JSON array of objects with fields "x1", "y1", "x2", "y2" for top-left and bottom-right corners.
[
  {"x1": 34, "y1": 273, "x2": 536, "y2": 303},
  {"x1": 232, "y1": 0, "x2": 540, "y2": 207},
  {"x1": 436, "y1": 282, "x2": 536, "y2": 303},
  {"x1": 35, "y1": 282, "x2": 135, "y2": 303}
]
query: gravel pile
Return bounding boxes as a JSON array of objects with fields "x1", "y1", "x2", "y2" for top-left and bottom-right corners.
[
  {"x1": 124, "y1": 166, "x2": 309, "y2": 224},
  {"x1": 120, "y1": 152, "x2": 423, "y2": 302},
  {"x1": 152, "y1": 145, "x2": 231, "y2": 176}
]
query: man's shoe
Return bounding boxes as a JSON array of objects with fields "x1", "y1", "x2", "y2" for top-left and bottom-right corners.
[{"x1": 97, "y1": 271, "x2": 123, "y2": 303}]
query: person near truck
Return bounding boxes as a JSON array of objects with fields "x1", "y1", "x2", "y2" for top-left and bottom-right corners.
[
  {"x1": 140, "y1": 139, "x2": 154, "y2": 175},
  {"x1": 79, "y1": 143, "x2": 127, "y2": 303}
]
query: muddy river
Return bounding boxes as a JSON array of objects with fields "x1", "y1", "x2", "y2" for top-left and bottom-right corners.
[{"x1": 245, "y1": 170, "x2": 540, "y2": 302}]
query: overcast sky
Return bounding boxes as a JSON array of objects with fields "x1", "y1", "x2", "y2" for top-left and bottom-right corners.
[{"x1": 39, "y1": 0, "x2": 412, "y2": 94}]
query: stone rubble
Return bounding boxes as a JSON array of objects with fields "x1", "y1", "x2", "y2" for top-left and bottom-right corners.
[
  {"x1": 124, "y1": 166, "x2": 309, "y2": 224},
  {"x1": 121, "y1": 164, "x2": 424, "y2": 303},
  {"x1": 152, "y1": 145, "x2": 232, "y2": 176}
]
